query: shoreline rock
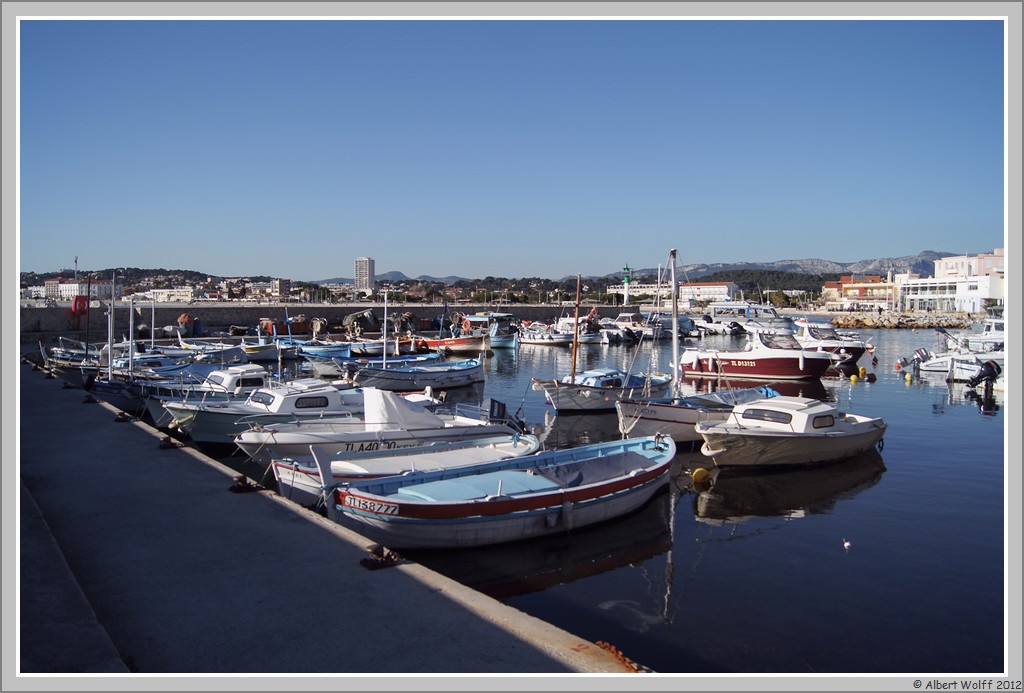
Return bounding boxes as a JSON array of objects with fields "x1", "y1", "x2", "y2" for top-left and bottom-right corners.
[{"x1": 827, "y1": 311, "x2": 978, "y2": 330}]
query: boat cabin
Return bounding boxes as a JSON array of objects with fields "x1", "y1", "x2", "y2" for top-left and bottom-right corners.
[
  {"x1": 244, "y1": 378, "x2": 361, "y2": 414},
  {"x1": 728, "y1": 397, "x2": 843, "y2": 433},
  {"x1": 204, "y1": 364, "x2": 272, "y2": 394}
]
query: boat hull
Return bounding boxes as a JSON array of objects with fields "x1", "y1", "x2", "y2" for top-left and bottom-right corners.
[
  {"x1": 698, "y1": 419, "x2": 887, "y2": 468},
  {"x1": 350, "y1": 359, "x2": 484, "y2": 391},
  {"x1": 680, "y1": 352, "x2": 833, "y2": 380},
  {"x1": 533, "y1": 379, "x2": 673, "y2": 412},
  {"x1": 338, "y1": 477, "x2": 669, "y2": 549},
  {"x1": 616, "y1": 399, "x2": 730, "y2": 442},
  {"x1": 420, "y1": 336, "x2": 490, "y2": 355},
  {"x1": 239, "y1": 422, "x2": 520, "y2": 464},
  {"x1": 329, "y1": 436, "x2": 676, "y2": 549}
]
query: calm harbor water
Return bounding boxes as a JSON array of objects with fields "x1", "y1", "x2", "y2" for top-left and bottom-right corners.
[{"x1": 223, "y1": 324, "x2": 1007, "y2": 675}]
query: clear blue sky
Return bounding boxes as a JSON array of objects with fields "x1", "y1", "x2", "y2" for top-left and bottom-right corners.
[{"x1": 18, "y1": 17, "x2": 1006, "y2": 281}]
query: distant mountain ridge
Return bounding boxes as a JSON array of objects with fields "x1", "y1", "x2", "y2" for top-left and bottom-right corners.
[{"x1": 314, "y1": 250, "x2": 958, "y2": 285}]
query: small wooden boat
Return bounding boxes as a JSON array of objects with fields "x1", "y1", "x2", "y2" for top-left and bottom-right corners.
[
  {"x1": 346, "y1": 356, "x2": 485, "y2": 391},
  {"x1": 325, "y1": 435, "x2": 676, "y2": 549},
  {"x1": 271, "y1": 433, "x2": 542, "y2": 506},
  {"x1": 517, "y1": 326, "x2": 574, "y2": 346},
  {"x1": 460, "y1": 312, "x2": 520, "y2": 349},
  {"x1": 695, "y1": 396, "x2": 886, "y2": 468},
  {"x1": 418, "y1": 334, "x2": 491, "y2": 355}
]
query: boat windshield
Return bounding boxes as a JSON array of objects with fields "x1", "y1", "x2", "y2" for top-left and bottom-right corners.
[
  {"x1": 758, "y1": 332, "x2": 802, "y2": 350},
  {"x1": 808, "y1": 326, "x2": 840, "y2": 340}
]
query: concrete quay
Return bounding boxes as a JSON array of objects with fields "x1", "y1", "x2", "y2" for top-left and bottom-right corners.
[{"x1": 15, "y1": 358, "x2": 639, "y2": 679}]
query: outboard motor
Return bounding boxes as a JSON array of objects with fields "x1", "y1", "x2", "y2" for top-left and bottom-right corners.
[{"x1": 967, "y1": 360, "x2": 1002, "y2": 389}]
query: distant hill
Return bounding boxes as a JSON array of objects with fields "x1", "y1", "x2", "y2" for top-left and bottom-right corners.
[{"x1": 313, "y1": 251, "x2": 959, "y2": 285}]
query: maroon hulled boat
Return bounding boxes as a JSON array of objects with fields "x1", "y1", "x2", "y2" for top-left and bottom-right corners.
[{"x1": 679, "y1": 330, "x2": 838, "y2": 380}]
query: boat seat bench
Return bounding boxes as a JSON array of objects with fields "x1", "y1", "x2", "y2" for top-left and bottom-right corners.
[{"x1": 387, "y1": 450, "x2": 654, "y2": 502}]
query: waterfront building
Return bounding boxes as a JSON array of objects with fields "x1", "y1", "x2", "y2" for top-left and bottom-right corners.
[
  {"x1": 355, "y1": 257, "x2": 375, "y2": 295},
  {"x1": 822, "y1": 274, "x2": 896, "y2": 311},
  {"x1": 606, "y1": 279, "x2": 738, "y2": 309},
  {"x1": 148, "y1": 287, "x2": 196, "y2": 303},
  {"x1": 820, "y1": 249, "x2": 1005, "y2": 313},
  {"x1": 898, "y1": 248, "x2": 1004, "y2": 313},
  {"x1": 933, "y1": 248, "x2": 1004, "y2": 279},
  {"x1": 898, "y1": 273, "x2": 1003, "y2": 313},
  {"x1": 43, "y1": 277, "x2": 118, "y2": 301}
]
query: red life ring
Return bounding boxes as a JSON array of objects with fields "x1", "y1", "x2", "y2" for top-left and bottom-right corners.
[{"x1": 462, "y1": 318, "x2": 472, "y2": 332}]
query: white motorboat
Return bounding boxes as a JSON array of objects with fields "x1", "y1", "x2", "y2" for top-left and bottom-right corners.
[
  {"x1": 698, "y1": 301, "x2": 796, "y2": 335},
  {"x1": 233, "y1": 387, "x2": 524, "y2": 464},
  {"x1": 898, "y1": 345, "x2": 1004, "y2": 382},
  {"x1": 792, "y1": 317, "x2": 872, "y2": 366},
  {"x1": 161, "y1": 378, "x2": 370, "y2": 445},
  {"x1": 271, "y1": 433, "x2": 542, "y2": 506},
  {"x1": 135, "y1": 363, "x2": 274, "y2": 427},
  {"x1": 944, "y1": 306, "x2": 1004, "y2": 353},
  {"x1": 695, "y1": 396, "x2": 887, "y2": 468}
]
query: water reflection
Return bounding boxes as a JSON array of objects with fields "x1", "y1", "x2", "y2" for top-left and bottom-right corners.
[
  {"x1": 405, "y1": 486, "x2": 673, "y2": 600},
  {"x1": 680, "y1": 374, "x2": 833, "y2": 401},
  {"x1": 533, "y1": 411, "x2": 624, "y2": 449},
  {"x1": 680, "y1": 448, "x2": 887, "y2": 527}
]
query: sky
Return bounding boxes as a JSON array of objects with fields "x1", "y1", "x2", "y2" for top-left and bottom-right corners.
[{"x1": 16, "y1": 15, "x2": 1007, "y2": 281}]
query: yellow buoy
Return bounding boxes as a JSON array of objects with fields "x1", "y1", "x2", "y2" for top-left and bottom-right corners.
[
  {"x1": 691, "y1": 467, "x2": 711, "y2": 484},
  {"x1": 904, "y1": 372, "x2": 913, "y2": 383},
  {"x1": 850, "y1": 374, "x2": 859, "y2": 384},
  {"x1": 859, "y1": 367, "x2": 867, "y2": 378}
]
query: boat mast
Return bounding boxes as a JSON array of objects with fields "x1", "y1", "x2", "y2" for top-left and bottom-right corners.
[
  {"x1": 128, "y1": 296, "x2": 136, "y2": 371},
  {"x1": 569, "y1": 274, "x2": 581, "y2": 384},
  {"x1": 382, "y1": 290, "x2": 388, "y2": 368},
  {"x1": 84, "y1": 274, "x2": 92, "y2": 360},
  {"x1": 107, "y1": 270, "x2": 116, "y2": 380},
  {"x1": 669, "y1": 249, "x2": 680, "y2": 397}
]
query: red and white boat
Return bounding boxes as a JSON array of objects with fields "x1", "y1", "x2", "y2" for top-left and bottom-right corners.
[
  {"x1": 679, "y1": 330, "x2": 838, "y2": 380},
  {"x1": 419, "y1": 334, "x2": 491, "y2": 355},
  {"x1": 325, "y1": 435, "x2": 676, "y2": 549}
]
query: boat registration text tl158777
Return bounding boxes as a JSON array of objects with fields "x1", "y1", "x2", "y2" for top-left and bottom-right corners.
[{"x1": 345, "y1": 496, "x2": 401, "y2": 515}]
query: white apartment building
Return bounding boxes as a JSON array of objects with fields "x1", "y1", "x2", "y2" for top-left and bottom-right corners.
[
  {"x1": 933, "y1": 248, "x2": 1004, "y2": 279},
  {"x1": 899, "y1": 273, "x2": 1003, "y2": 313},
  {"x1": 898, "y1": 248, "x2": 1004, "y2": 313},
  {"x1": 355, "y1": 257, "x2": 375, "y2": 294},
  {"x1": 44, "y1": 278, "x2": 119, "y2": 300}
]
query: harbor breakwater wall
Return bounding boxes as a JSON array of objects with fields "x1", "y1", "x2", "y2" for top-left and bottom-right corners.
[{"x1": 20, "y1": 302, "x2": 980, "y2": 345}]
